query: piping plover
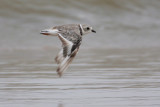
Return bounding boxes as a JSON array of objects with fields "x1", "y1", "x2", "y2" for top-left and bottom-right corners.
[{"x1": 40, "y1": 24, "x2": 96, "y2": 77}]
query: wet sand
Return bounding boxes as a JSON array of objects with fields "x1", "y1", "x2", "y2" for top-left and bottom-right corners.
[{"x1": 0, "y1": 48, "x2": 160, "y2": 107}]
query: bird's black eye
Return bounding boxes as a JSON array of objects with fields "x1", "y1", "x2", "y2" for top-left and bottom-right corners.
[{"x1": 86, "y1": 27, "x2": 90, "y2": 30}]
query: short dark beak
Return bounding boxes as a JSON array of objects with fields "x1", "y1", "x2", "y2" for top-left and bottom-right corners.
[{"x1": 92, "y1": 29, "x2": 96, "y2": 33}]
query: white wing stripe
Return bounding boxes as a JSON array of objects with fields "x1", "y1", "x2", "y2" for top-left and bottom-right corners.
[{"x1": 58, "y1": 33, "x2": 73, "y2": 55}]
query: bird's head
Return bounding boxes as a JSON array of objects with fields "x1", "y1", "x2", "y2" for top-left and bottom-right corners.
[{"x1": 81, "y1": 24, "x2": 96, "y2": 35}]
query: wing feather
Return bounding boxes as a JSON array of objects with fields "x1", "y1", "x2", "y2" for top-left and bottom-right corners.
[
  {"x1": 55, "y1": 49, "x2": 64, "y2": 64},
  {"x1": 55, "y1": 32, "x2": 81, "y2": 77},
  {"x1": 58, "y1": 33, "x2": 73, "y2": 57},
  {"x1": 57, "y1": 48, "x2": 79, "y2": 77}
]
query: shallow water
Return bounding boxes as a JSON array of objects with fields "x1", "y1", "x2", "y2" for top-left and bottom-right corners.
[{"x1": 0, "y1": 48, "x2": 160, "y2": 107}]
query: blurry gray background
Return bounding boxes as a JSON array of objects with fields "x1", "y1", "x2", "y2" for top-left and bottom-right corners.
[
  {"x1": 0, "y1": 0, "x2": 160, "y2": 50},
  {"x1": 1, "y1": 1, "x2": 160, "y2": 107}
]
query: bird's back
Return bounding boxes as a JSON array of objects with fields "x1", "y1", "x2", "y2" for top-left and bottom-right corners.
[{"x1": 54, "y1": 24, "x2": 82, "y2": 44}]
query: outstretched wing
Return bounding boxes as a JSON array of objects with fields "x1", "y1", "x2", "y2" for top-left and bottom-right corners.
[
  {"x1": 55, "y1": 33, "x2": 73, "y2": 64},
  {"x1": 57, "y1": 47, "x2": 79, "y2": 77},
  {"x1": 55, "y1": 33, "x2": 82, "y2": 77},
  {"x1": 59, "y1": 33, "x2": 74, "y2": 56}
]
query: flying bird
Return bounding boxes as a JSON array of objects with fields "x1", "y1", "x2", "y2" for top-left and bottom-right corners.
[{"x1": 40, "y1": 24, "x2": 96, "y2": 77}]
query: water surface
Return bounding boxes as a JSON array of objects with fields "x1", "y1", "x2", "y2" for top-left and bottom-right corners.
[{"x1": 0, "y1": 48, "x2": 160, "y2": 107}]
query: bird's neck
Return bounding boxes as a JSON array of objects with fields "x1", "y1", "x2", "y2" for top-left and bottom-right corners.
[{"x1": 79, "y1": 24, "x2": 84, "y2": 36}]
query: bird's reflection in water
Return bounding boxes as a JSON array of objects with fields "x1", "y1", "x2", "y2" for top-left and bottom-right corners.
[{"x1": 58, "y1": 102, "x2": 64, "y2": 107}]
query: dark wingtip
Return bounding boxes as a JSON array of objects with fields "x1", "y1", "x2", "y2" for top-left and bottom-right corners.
[{"x1": 57, "y1": 68, "x2": 62, "y2": 78}]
